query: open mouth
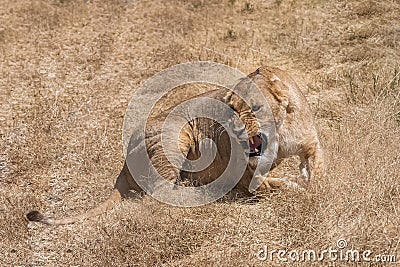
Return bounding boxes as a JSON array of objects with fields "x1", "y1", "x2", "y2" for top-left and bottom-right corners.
[{"x1": 248, "y1": 134, "x2": 262, "y2": 157}]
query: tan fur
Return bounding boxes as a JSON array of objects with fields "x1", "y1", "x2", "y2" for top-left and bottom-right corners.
[
  {"x1": 259, "y1": 66, "x2": 324, "y2": 185},
  {"x1": 215, "y1": 66, "x2": 324, "y2": 191},
  {"x1": 27, "y1": 66, "x2": 323, "y2": 225}
]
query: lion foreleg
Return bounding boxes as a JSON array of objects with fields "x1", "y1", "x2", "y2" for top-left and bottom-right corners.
[
  {"x1": 251, "y1": 175, "x2": 302, "y2": 194},
  {"x1": 299, "y1": 139, "x2": 324, "y2": 186}
]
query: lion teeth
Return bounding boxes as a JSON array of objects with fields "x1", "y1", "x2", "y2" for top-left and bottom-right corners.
[
  {"x1": 249, "y1": 136, "x2": 254, "y2": 144},
  {"x1": 255, "y1": 148, "x2": 259, "y2": 153}
]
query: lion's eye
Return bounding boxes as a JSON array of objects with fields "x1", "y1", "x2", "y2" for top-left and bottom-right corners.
[{"x1": 252, "y1": 105, "x2": 261, "y2": 112}]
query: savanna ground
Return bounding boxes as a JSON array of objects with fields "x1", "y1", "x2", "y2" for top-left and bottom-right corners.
[{"x1": 1, "y1": 0, "x2": 399, "y2": 266}]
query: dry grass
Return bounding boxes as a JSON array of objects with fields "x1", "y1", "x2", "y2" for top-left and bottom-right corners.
[{"x1": 1, "y1": 0, "x2": 399, "y2": 266}]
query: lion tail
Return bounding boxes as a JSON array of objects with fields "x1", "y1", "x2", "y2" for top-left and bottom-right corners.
[{"x1": 26, "y1": 188, "x2": 122, "y2": 225}]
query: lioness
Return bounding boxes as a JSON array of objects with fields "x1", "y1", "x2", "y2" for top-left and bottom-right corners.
[{"x1": 27, "y1": 66, "x2": 323, "y2": 225}]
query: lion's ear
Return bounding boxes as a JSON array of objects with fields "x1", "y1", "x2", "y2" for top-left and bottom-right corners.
[
  {"x1": 257, "y1": 67, "x2": 289, "y2": 109},
  {"x1": 270, "y1": 80, "x2": 289, "y2": 109}
]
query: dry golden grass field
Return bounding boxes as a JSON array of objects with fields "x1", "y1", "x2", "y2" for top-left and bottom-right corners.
[{"x1": 1, "y1": 0, "x2": 399, "y2": 266}]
